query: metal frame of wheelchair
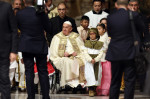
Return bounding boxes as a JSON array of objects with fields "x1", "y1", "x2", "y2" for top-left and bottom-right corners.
[{"x1": 49, "y1": 62, "x2": 61, "y2": 94}]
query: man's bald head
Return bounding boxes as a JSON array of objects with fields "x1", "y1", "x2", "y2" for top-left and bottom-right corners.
[{"x1": 116, "y1": 0, "x2": 128, "y2": 6}]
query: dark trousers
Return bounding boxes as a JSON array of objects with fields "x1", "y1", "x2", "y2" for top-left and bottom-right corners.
[
  {"x1": 0, "y1": 58, "x2": 10, "y2": 99},
  {"x1": 22, "y1": 52, "x2": 50, "y2": 99},
  {"x1": 109, "y1": 59, "x2": 136, "y2": 99}
]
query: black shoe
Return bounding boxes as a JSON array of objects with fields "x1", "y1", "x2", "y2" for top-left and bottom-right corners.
[
  {"x1": 75, "y1": 84, "x2": 87, "y2": 94},
  {"x1": 65, "y1": 85, "x2": 72, "y2": 91},
  {"x1": 57, "y1": 87, "x2": 65, "y2": 94},
  {"x1": 18, "y1": 88, "x2": 26, "y2": 92},
  {"x1": 11, "y1": 86, "x2": 17, "y2": 92}
]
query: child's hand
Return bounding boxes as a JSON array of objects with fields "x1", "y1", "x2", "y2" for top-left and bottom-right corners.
[
  {"x1": 64, "y1": 52, "x2": 70, "y2": 57},
  {"x1": 72, "y1": 52, "x2": 77, "y2": 57},
  {"x1": 91, "y1": 59, "x2": 95, "y2": 64}
]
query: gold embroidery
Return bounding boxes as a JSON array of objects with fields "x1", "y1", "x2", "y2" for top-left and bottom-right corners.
[{"x1": 56, "y1": 32, "x2": 86, "y2": 83}]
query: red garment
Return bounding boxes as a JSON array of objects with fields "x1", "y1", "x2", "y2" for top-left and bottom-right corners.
[
  {"x1": 96, "y1": 61, "x2": 111, "y2": 96},
  {"x1": 34, "y1": 62, "x2": 55, "y2": 76}
]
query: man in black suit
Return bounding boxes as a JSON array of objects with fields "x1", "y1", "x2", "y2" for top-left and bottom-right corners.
[
  {"x1": 16, "y1": 0, "x2": 50, "y2": 99},
  {"x1": 128, "y1": 0, "x2": 150, "y2": 92},
  {"x1": 106, "y1": 0, "x2": 145, "y2": 99},
  {"x1": 46, "y1": 2, "x2": 78, "y2": 43},
  {"x1": 0, "y1": 1, "x2": 18, "y2": 99}
]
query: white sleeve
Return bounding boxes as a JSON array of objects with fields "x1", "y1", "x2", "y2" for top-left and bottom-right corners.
[
  {"x1": 18, "y1": 52, "x2": 23, "y2": 59},
  {"x1": 94, "y1": 49, "x2": 104, "y2": 62}
]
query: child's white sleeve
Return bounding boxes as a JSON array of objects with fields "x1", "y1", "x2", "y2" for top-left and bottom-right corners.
[
  {"x1": 82, "y1": 46, "x2": 92, "y2": 62},
  {"x1": 94, "y1": 50, "x2": 103, "y2": 62}
]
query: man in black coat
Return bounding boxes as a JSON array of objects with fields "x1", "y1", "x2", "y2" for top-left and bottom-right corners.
[
  {"x1": 106, "y1": 0, "x2": 145, "y2": 99},
  {"x1": 16, "y1": 0, "x2": 50, "y2": 99},
  {"x1": 0, "y1": 1, "x2": 18, "y2": 99},
  {"x1": 128, "y1": 0, "x2": 150, "y2": 92},
  {"x1": 46, "y1": 2, "x2": 78, "y2": 43}
]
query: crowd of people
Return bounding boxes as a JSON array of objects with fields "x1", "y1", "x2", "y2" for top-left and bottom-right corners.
[{"x1": 0, "y1": 0, "x2": 150, "y2": 99}]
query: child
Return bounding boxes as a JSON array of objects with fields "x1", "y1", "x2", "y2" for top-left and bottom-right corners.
[
  {"x1": 77, "y1": 16, "x2": 89, "y2": 42},
  {"x1": 100, "y1": 18, "x2": 107, "y2": 30},
  {"x1": 84, "y1": 28, "x2": 104, "y2": 97},
  {"x1": 96, "y1": 23, "x2": 111, "y2": 96}
]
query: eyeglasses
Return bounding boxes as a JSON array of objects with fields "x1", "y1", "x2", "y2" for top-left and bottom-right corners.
[
  {"x1": 58, "y1": 8, "x2": 66, "y2": 11},
  {"x1": 129, "y1": 4, "x2": 138, "y2": 7}
]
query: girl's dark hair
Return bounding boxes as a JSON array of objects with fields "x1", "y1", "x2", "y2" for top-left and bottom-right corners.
[
  {"x1": 100, "y1": 18, "x2": 107, "y2": 23},
  {"x1": 97, "y1": 23, "x2": 106, "y2": 30},
  {"x1": 92, "y1": 0, "x2": 104, "y2": 4}
]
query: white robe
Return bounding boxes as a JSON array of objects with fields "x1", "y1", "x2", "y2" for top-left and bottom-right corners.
[
  {"x1": 85, "y1": 10, "x2": 108, "y2": 28},
  {"x1": 18, "y1": 52, "x2": 26, "y2": 89},
  {"x1": 99, "y1": 32, "x2": 110, "y2": 62},
  {"x1": 50, "y1": 32, "x2": 85, "y2": 87},
  {"x1": 83, "y1": 46, "x2": 103, "y2": 86}
]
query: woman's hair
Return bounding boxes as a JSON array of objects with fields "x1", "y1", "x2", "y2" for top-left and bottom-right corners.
[{"x1": 97, "y1": 23, "x2": 106, "y2": 30}]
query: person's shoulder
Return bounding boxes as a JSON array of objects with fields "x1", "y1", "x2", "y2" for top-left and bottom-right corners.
[
  {"x1": 77, "y1": 26, "x2": 82, "y2": 31},
  {"x1": 107, "y1": 9, "x2": 119, "y2": 19},
  {"x1": 16, "y1": 8, "x2": 26, "y2": 16},
  {"x1": 49, "y1": 16, "x2": 59, "y2": 23},
  {"x1": 97, "y1": 41, "x2": 104, "y2": 46},
  {"x1": 71, "y1": 32, "x2": 79, "y2": 38},
  {"x1": 0, "y1": 1, "x2": 11, "y2": 9},
  {"x1": 84, "y1": 40, "x2": 91, "y2": 47},
  {"x1": 102, "y1": 11, "x2": 109, "y2": 15},
  {"x1": 50, "y1": 16, "x2": 59, "y2": 21},
  {"x1": 54, "y1": 32, "x2": 61, "y2": 38},
  {"x1": 0, "y1": 1, "x2": 10, "y2": 6},
  {"x1": 84, "y1": 10, "x2": 92, "y2": 16},
  {"x1": 51, "y1": 6, "x2": 58, "y2": 13},
  {"x1": 66, "y1": 16, "x2": 75, "y2": 22},
  {"x1": 132, "y1": 11, "x2": 140, "y2": 17}
]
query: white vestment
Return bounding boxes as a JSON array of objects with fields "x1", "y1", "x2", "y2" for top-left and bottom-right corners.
[
  {"x1": 83, "y1": 46, "x2": 103, "y2": 86},
  {"x1": 99, "y1": 32, "x2": 110, "y2": 62},
  {"x1": 85, "y1": 10, "x2": 108, "y2": 28},
  {"x1": 50, "y1": 32, "x2": 85, "y2": 87},
  {"x1": 18, "y1": 52, "x2": 26, "y2": 89}
]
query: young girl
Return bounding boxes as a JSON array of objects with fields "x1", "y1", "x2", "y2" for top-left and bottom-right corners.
[
  {"x1": 84, "y1": 28, "x2": 104, "y2": 97},
  {"x1": 96, "y1": 23, "x2": 111, "y2": 96}
]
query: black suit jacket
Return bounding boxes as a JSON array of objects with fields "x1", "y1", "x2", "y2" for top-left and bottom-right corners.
[
  {"x1": 16, "y1": 7, "x2": 50, "y2": 54},
  {"x1": 106, "y1": 8, "x2": 145, "y2": 61},
  {"x1": 47, "y1": 16, "x2": 78, "y2": 42},
  {"x1": 0, "y1": 1, "x2": 18, "y2": 58}
]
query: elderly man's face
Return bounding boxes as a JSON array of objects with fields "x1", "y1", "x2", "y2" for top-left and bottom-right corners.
[
  {"x1": 62, "y1": 23, "x2": 72, "y2": 36},
  {"x1": 58, "y1": 4, "x2": 66, "y2": 18},
  {"x1": 93, "y1": 1, "x2": 102, "y2": 13},
  {"x1": 12, "y1": 0, "x2": 21, "y2": 9},
  {"x1": 128, "y1": 1, "x2": 139, "y2": 12}
]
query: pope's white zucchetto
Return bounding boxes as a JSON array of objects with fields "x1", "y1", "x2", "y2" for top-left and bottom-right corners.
[{"x1": 63, "y1": 21, "x2": 72, "y2": 26}]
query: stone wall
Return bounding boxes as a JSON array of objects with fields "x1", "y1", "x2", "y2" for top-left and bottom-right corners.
[
  {"x1": 52, "y1": 0, "x2": 93, "y2": 26},
  {"x1": 2, "y1": 0, "x2": 150, "y2": 25}
]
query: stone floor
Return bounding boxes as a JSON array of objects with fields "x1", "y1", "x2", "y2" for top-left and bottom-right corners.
[{"x1": 8, "y1": 91, "x2": 150, "y2": 99}]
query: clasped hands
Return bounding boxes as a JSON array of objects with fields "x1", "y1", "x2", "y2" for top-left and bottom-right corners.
[
  {"x1": 91, "y1": 59, "x2": 95, "y2": 64},
  {"x1": 64, "y1": 52, "x2": 77, "y2": 57},
  {"x1": 9, "y1": 53, "x2": 17, "y2": 62}
]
